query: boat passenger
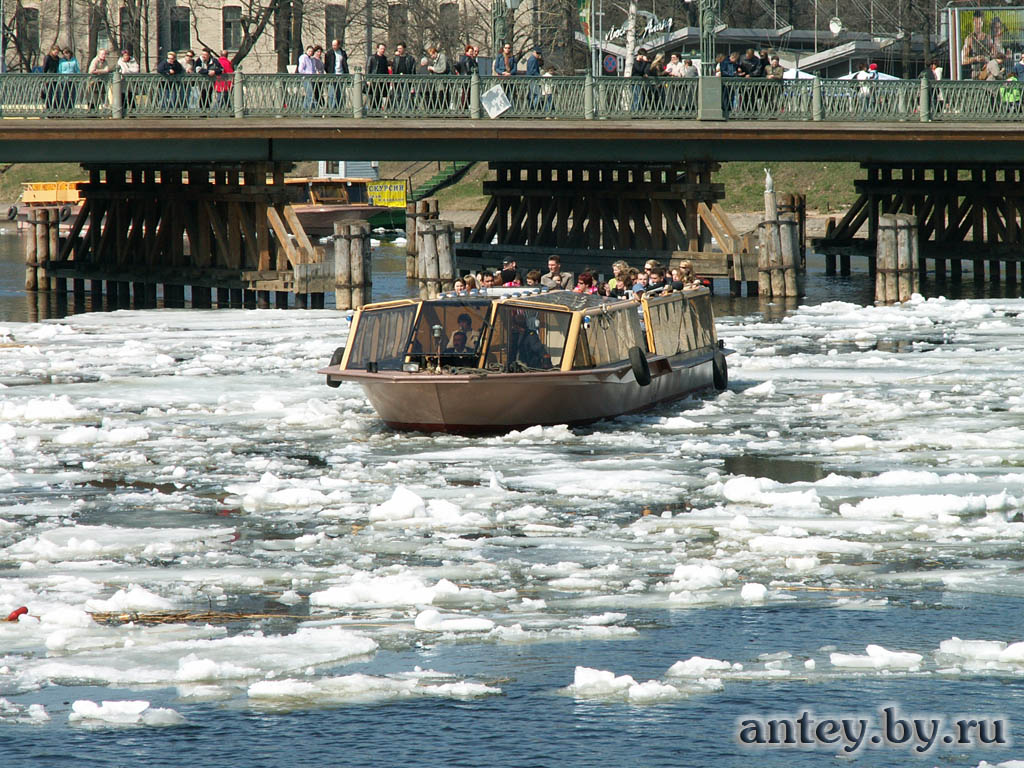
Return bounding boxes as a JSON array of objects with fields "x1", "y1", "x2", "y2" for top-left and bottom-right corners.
[
  {"x1": 574, "y1": 272, "x2": 597, "y2": 294},
  {"x1": 463, "y1": 274, "x2": 478, "y2": 290},
  {"x1": 448, "y1": 313, "x2": 481, "y2": 349},
  {"x1": 501, "y1": 268, "x2": 521, "y2": 287},
  {"x1": 647, "y1": 267, "x2": 668, "y2": 292},
  {"x1": 453, "y1": 278, "x2": 466, "y2": 292},
  {"x1": 481, "y1": 272, "x2": 497, "y2": 289},
  {"x1": 445, "y1": 330, "x2": 472, "y2": 354},
  {"x1": 607, "y1": 260, "x2": 630, "y2": 292},
  {"x1": 508, "y1": 313, "x2": 551, "y2": 370},
  {"x1": 540, "y1": 255, "x2": 573, "y2": 290},
  {"x1": 525, "y1": 269, "x2": 541, "y2": 286}
]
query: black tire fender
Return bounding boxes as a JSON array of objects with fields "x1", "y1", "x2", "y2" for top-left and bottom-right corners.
[
  {"x1": 6, "y1": 205, "x2": 17, "y2": 221},
  {"x1": 325, "y1": 346, "x2": 345, "y2": 388},
  {"x1": 629, "y1": 346, "x2": 652, "y2": 387},
  {"x1": 713, "y1": 352, "x2": 728, "y2": 391},
  {"x1": 59, "y1": 205, "x2": 73, "y2": 222}
]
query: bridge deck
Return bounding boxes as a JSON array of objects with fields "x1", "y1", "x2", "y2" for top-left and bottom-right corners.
[{"x1": 1, "y1": 119, "x2": 1019, "y2": 164}]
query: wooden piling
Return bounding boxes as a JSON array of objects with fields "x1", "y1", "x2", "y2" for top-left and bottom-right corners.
[
  {"x1": 436, "y1": 220, "x2": 455, "y2": 292},
  {"x1": 875, "y1": 214, "x2": 918, "y2": 303},
  {"x1": 421, "y1": 220, "x2": 440, "y2": 298},
  {"x1": 405, "y1": 202, "x2": 418, "y2": 277},
  {"x1": 334, "y1": 221, "x2": 352, "y2": 311},
  {"x1": 780, "y1": 213, "x2": 799, "y2": 297},
  {"x1": 47, "y1": 208, "x2": 59, "y2": 291},
  {"x1": 35, "y1": 209, "x2": 49, "y2": 291},
  {"x1": 757, "y1": 224, "x2": 771, "y2": 297},
  {"x1": 350, "y1": 221, "x2": 371, "y2": 309},
  {"x1": 24, "y1": 210, "x2": 38, "y2": 291}
]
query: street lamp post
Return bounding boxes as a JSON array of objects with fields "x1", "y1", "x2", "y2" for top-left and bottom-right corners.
[
  {"x1": 491, "y1": 0, "x2": 522, "y2": 53},
  {"x1": 699, "y1": 0, "x2": 720, "y2": 74}
]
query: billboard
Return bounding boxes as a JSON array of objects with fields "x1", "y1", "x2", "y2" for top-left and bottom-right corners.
[
  {"x1": 367, "y1": 180, "x2": 407, "y2": 209},
  {"x1": 949, "y1": 6, "x2": 1024, "y2": 80}
]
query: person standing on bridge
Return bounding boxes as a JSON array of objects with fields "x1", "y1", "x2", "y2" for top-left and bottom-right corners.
[
  {"x1": 366, "y1": 43, "x2": 390, "y2": 112},
  {"x1": 194, "y1": 49, "x2": 223, "y2": 112},
  {"x1": 324, "y1": 39, "x2": 349, "y2": 110},
  {"x1": 87, "y1": 49, "x2": 112, "y2": 111},
  {"x1": 391, "y1": 43, "x2": 416, "y2": 111},
  {"x1": 58, "y1": 48, "x2": 81, "y2": 112},
  {"x1": 157, "y1": 50, "x2": 185, "y2": 110},
  {"x1": 215, "y1": 51, "x2": 234, "y2": 109},
  {"x1": 117, "y1": 49, "x2": 139, "y2": 113},
  {"x1": 494, "y1": 43, "x2": 517, "y2": 76}
]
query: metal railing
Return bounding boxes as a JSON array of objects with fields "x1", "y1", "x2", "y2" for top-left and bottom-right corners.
[{"x1": 0, "y1": 72, "x2": 1017, "y2": 123}]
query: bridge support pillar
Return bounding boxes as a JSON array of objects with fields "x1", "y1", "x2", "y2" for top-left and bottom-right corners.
[
  {"x1": 459, "y1": 162, "x2": 759, "y2": 293},
  {"x1": 816, "y1": 162, "x2": 1024, "y2": 288},
  {"x1": 52, "y1": 162, "x2": 334, "y2": 309},
  {"x1": 697, "y1": 77, "x2": 724, "y2": 121}
]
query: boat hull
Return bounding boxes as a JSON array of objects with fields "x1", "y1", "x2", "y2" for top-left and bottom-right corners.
[
  {"x1": 294, "y1": 204, "x2": 389, "y2": 236},
  {"x1": 322, "y1": 349, "x2": 716, "y2": 434}
]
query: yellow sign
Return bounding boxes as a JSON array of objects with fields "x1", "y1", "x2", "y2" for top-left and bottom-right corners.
[{"x1": 367, "y1": 179, "x2": 407, "y2": 209}]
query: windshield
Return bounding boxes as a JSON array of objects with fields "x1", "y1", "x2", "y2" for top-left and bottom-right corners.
[
  {"x1": 484, "y1": 305, "x2": 571, "y2": 372},
  {"x1": 345, "y1": 303, "x2": 418, "y2": 370},
  {"x1": 406, "y1": 300, "x2": 491, "y2": 367}
]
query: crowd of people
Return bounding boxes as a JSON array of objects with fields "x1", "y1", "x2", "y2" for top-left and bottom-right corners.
[
  {"x1": 453, "y1": 254, "x2": 708, "y2": 300},
  {"x1": 39, "y1": 45, "x2": 234, "y2": 111}
]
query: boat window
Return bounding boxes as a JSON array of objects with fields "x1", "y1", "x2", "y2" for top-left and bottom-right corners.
[
  {"x1": 406, "y1": 301, "x2": 491, "y2": 366},
  {"x1": 689, "y1": 292, "x2": 717, "y2": 348},
  {"x1": 345, "y1": 304, "x2": 418, "y2": 370},
  {"x1": 584, "y1": 305, "x2": 645, "y2": 366},
  {"x1": 310, "y1": 182, "x2": 350, "y2": 204},
  {"x1": 484, "y1": 306, "x2": 570, "y2": 372},
  {"x1": 645, "y1": 293, "x2": 690, "y2": 356},
  {"x1": 346, "y1": 182, "x2": 369, "y2": 204}
]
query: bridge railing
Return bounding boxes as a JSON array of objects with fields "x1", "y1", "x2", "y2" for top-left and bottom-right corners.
[{"x1": 0, "y1": 73, "x2": 1019, "y2": 122}]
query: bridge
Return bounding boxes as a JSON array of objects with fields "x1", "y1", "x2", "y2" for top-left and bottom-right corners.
[
  {"x1": 0, "y1": 73, "x2": 1020, "y2": 163},
  {"x1": 11, "y1": 72, "x2": 1024, "y2": 311}
]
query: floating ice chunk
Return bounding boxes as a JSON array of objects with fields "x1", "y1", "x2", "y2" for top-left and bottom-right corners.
[
  {"x1": 627, "y1": 680, "x2": 684, "y2": 703},
  {"x1": 749, "y1": 535, "x2": 873, "y2": 557},
  {"x1": 721, "y1": 476, "x2": 821, "y2": 509},
  {"x1": 785, "y1": 555, "x2": 820, "y2": 571},
  {"x1": 414, "y1": 609, "x2": 495, "y2": 632},
  {"x1": 69, "y1": 699, "x2": 184, "y2": 727},
  {"x1": 669, "y1": 563, "x2": 726, "y2": 590},
  {"x1": 247, "y1": 672, "x2": 499, "y2": 707},
  {"x1": 744, "y1": 380, "x2": 776, "y2": 397},
  {"x1": 310, "y1": 572, "x2": 449, "y2": 609},
  {"x1": 393, "y1": 237, "x2": 408, "y2": 246},
  {"x1": 568, "y1": 666, "x2": 637, "y2": 697},
  {"x1": 581, "y1": 613, "x2": 626, "y2": 626},
  {"x1": 85, "y1": 585, "x2": 174, "y2": 613},
  {"x1": 666, "y1": 656, "x2": 739, "y2": 677},
  {"x1": 53, "y1": 426, "x2": 150, "y2": 446},
  {"x1": 829, "y1": 644, "x2": 923, "y2": 670},
  {"x1": 741, "y1": 583, "x2": 767, "y2": 602}
]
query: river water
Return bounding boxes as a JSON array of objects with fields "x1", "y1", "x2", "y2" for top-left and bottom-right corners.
[{"x1": 0, "y1": 225, "x2": 1023, "y2": 767}]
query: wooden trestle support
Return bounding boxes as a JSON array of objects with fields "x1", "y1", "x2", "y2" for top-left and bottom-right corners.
[
  {"x1": 456, "y1": 162, "x2": 764, "y2": 296},
  {"x1": 48, "y1": 162, "x2": 336, "y2": 310},
  {"x1": 816, "y1": 163, "x2": 1024, "y2": 285}
]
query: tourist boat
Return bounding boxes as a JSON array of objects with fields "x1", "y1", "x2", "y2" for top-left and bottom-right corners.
[
  {"x1": 319, "y1": 286, "x2": 729, "y2": 434},
  {"x1": 283, "y1": 177, "x2": 397, "y2": 235}
]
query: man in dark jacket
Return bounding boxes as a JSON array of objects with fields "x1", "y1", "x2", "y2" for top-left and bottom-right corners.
[
  {"x1": 391, "y1": 43, "x2": 416, "y2": 110},
  {"x1": 193, "y1": 48, "x2": 222, "y2": 110},
  {"x1": 739, "y1": 49, "x2": 764, "y2": 78},
  {"x1": 324, "y1": 39, "x2": 348, "y2": 109},
  {"x1": 156, "y1": 50, "x2": 185, "y2": 109},
  {"x1": 365, "y1": 43, "x2": 389, "y2": 111}
]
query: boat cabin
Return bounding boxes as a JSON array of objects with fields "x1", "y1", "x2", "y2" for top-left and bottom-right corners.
[
  {"x1": 339, "y1": 288, "x2": 718, "y2": 374},
  {"x1": 282, "y1": 177, "x2": 374, "y2": 206}
]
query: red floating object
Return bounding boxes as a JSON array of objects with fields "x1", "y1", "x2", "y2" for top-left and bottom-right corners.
[{"x1": 6, "y1": 606, "x2": 28, "y2": 621}]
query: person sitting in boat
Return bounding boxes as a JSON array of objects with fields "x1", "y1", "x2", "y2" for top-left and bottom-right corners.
[
  {"x1": 448, "y1": 313, "x2": 481, "y2": 349},
  {"x1": 508, "y1": 312, "x2": 551, "y2": 371},
  {"x1": 501, "y1": 267, "x2": 521, "y2": 287},
  {"x1": 480, "y1": 272, "x2": 497, "y2": 289},
  {"x1": 541, "y1": 255, "x2": 573, "y2": 290},
  {"x1": 525, "y1": 269, "x2": 541, "y2": 287},
  {"x1": 647, "y1": 267, "x2": 669, "y2": 293},
  {"x1": 573, "y1": 272, "x2": 597, "y2": 294},
  {"x1": 453, "y1": 278, "x2": 466, "y2": 292}
]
